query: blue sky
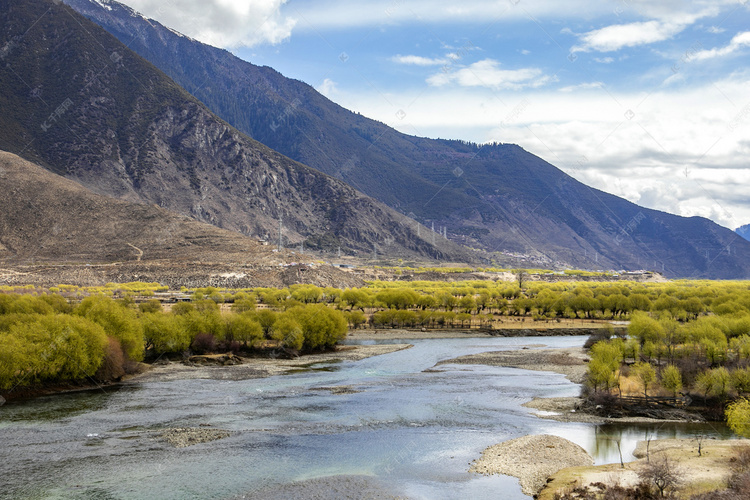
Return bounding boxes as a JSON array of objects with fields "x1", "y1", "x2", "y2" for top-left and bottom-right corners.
[{"x1": 118, "y1": 0, "x2": 750, "y2": 230}]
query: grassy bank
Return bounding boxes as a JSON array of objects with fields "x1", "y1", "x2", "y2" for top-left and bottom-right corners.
[{"x1": 540, "y1": 438, "x2": 750, "y2": 499}]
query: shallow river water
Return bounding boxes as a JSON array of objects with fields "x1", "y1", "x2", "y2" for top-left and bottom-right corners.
[{"x1": 0, "y1": 336, "x2": 733, "y2": 499}]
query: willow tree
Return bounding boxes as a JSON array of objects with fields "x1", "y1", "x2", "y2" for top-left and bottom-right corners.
[
  {"x1": 726, "y1": 398, "x2": 750, "y2": 437},
  {"x1": 632, "y1": 361, "x2": 656, "y2": 398},
  {"x1": 661, "y1": 365, "x2": 682, "y2": 399}
]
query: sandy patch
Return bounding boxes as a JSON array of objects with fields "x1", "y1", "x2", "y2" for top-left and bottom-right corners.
[
  {"x1": 470, "y1": 434, "x2": 594, "y2": 497},
  {"x1": 521, "y1": 397, "x2": 607, "y2": 424},
  {"x1": 436, "y1": 347, "x2": 589, "y2": 383}
]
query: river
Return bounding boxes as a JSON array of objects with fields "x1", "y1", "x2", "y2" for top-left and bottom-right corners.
[{"x1": 0, "y1": 336, "x2": 732, "y2": 499}]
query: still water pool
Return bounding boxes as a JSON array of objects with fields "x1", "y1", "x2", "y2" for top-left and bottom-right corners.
[{"x1": 0, "y1": 336, "x2": 732, "y2": 499}]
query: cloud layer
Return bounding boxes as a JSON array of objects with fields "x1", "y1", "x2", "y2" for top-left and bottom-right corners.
[
  {"x1": 330, "y1": 75, "x2": 750, "y2": 228},
  {"x1": 123, "y1": 0, "x2": 296, "y2": 47},
  {"x1": 427, "y1": 59, "x2": 555, "y2": 90}
]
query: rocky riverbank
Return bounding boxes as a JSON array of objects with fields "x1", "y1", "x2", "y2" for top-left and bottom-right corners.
[
  {"x1": 436, "y1": 346, "x2": 589, "y2": 383},
  {"x1": 159, "y1": 427, "x2": 232, "y2": 448},
  {"x1": 470, "y1": 434, "x2": 594, "y2": 496},
  {"x1": 1, "y1": 344, "x2": 411, "y2": 401},
  {"x1": 133, "y1": 344, "x2": 412, "y2": 384}
]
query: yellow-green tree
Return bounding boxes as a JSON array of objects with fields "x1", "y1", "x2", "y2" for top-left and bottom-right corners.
[
  {"x1": 143, "y1": 312, "x2": 190, "y2": 354},
  {"x1": 225, "y1": 314, "x2": 263, "y2": 347},
  {"x1": 632, "y1": 361, "x2": 656, "y2": 397},
  {"x1": 76, "y1": 296, "x2": 144, "y2": 361},
  {"x1": 285, "y1": 304, "x2": 347, "y2": 351},
  {"x1": 0, "y1": 315, "x2": 107, "y2": 389},
  {"x1": 628, "y1": 312, "x2": 664, "y2": 345},
  {"x1": 271, "y1": 315, "x2": 304, "y2": 351},
  {"x1": 726, "y1": 398, "x2": 750, "y2": 437},
  {"x1": 661, "y1": 365, "x2": 682, "y2": 398}
]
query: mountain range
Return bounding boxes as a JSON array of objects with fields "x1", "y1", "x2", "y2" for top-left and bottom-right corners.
[
  {"x1": 59, "y1": 0, "x2": 750, "y2": 279},
  {"x1": 0, "y1": 0, "x2": 465, "y2": 263},
  {"x1": 0, "y1": 0, "x2": 747, "y2": 279}
]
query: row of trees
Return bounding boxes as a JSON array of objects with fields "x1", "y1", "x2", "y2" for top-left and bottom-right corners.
[
  {"x1": 7, "y1": 279, "x2": 750, "y2": 324},
  {"x1": 183, "y1": 280, "x2": 750, "y2": 323},
  {"x1": 0, "y1": 294, "x2": 347, "y2": 391}
]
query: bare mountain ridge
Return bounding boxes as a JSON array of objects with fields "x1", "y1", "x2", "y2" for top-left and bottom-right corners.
[
  {"x1": 0, "y1": 0, "x2": 466, "y2": 262},
  {"x1": 0, "y1": 149, "x2": 275, "y2": 263},
  {"x1": 60, "y1": 0, "x2": 750, "y2": 278},
  {"x1": 0, "y1": 150, "x2": 368, "y2": 289}
]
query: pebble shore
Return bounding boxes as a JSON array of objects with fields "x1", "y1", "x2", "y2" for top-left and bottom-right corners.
[
  {"x1": 470, "y1": 434, "x2": 594, "y2": 496},
  {"x1": 159, "y1": 427, "x2": 232, "y2": 448}
]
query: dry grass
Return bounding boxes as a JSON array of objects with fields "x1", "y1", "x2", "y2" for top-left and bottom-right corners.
[{"x1": 540, "y1": 439, "x2": 750, "y2": 500}]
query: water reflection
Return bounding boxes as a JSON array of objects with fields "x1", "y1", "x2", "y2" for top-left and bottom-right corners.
[
  {"x1": 589, "y1": 422, "x2": 735, "y2": 464},
  {"x1": 0, "y1": 385, "x2": 127, "y2": 424}
]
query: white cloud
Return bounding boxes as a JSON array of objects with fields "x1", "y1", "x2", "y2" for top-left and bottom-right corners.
[
  {"x1": 288, "y1": 0, "x2": 737, "y2": 32},
  {"x1": 707, "y1": 26, "x2": 726, "y2": 34},
  {"x1": 691, "y1": 31, "x2": 750, "y2": 60},
  {"x1": 329, "y1": 75, "x2": 750, "y2": 229},
  {"x1": 120, "y1": 0, "x2": 296, "y2": 48},
  {"x1": 427, "y1": 59, "x2": 555, "y2": 90},
  {"x1": 316, "y1": 78, "x2": 338, "y2": 97},
  {"x1": 290, "y1": 0, "x2": 612, "y2": 29},
  {"x1": 594, "y1": 57, "x2": 614, "y2": 64},
  {"x1": 569, "y1": 5, "x2": 725, "y2": 53},
  {"x1": 391, "y1": 55, "x2": 449, "y2": 66},
  {"x1": 571, "y1": 20, "x2": 686, "y2": 53},
  {"x1": 558, "y1": 82, "x2": 604, "y2": 92}
]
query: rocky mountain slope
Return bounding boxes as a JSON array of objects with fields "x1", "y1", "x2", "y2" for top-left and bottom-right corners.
[
  {"x1": 737, "y1": 224, "x2": 750, "y2": 242},
  {"x1": 61, "y1": 0, "x2": 750, "y2": 279},
  {"x1": 0, "y1": 0, "x2": 466, "y2": 262},
  {"x1": 0, "y1": 149, "x2": 273, "y2": 263},
  {"x1": 0, "y1": 150, "x2": 367, "y2": 288}
]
